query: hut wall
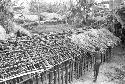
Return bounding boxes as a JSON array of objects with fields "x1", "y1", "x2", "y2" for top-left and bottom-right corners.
[{"x1": 0, "y1": 47, "x2": 112, "y2": 84}]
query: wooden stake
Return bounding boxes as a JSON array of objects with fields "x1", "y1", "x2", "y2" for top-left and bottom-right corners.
[{"x1": 65, "y1": 61, "x2": 68, "y2": 84}]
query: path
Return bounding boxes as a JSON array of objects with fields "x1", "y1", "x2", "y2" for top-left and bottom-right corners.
[{"x1": 72, "y1": 46, "x2": 125, "y2": 84}]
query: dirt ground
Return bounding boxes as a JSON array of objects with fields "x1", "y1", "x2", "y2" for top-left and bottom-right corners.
[{"x1": 72, "y1": 46, "x2": 125, "y2": 84}]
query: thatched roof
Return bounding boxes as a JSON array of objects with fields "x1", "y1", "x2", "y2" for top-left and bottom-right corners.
[{"x1": 70, "y1": 28, "x2": 120, "y2": 53}]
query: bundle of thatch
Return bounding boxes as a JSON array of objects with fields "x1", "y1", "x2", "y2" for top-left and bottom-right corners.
[{"x1": 70, "y1": 28, "x2": 120, "y2": 53}]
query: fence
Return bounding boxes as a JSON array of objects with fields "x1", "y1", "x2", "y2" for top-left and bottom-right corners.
[{"x1": 0, "y1": 47, "x2": 112, "y2": 84}]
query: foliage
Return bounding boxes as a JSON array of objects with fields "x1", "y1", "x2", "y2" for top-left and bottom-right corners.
[
  {"x1": 0, "y1": 0, "x2": 32, "y2": 38},
  {"x1": 0, "y1": 0, "x2": 14, "y2": 33},
  {"x1": 64, "y1": 0, "x2": 95, "y2": 27},
  {"x1": 29, "y1": 1, "x2": 41, "y2": 14},
  {"x1": 29, "y1": 1, "x2": 69, "y2": 15}
]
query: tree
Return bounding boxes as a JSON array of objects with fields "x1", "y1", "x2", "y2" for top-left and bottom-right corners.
[
  {"x1": 0, "y1": 0, "x2": 32, "y2": 38},
  {"x1": 29, "y1": 0, "x2": 41, "y2": 25},
  {"x1": 66, "y1": 0, "x2": 95, "y2": 27}
]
